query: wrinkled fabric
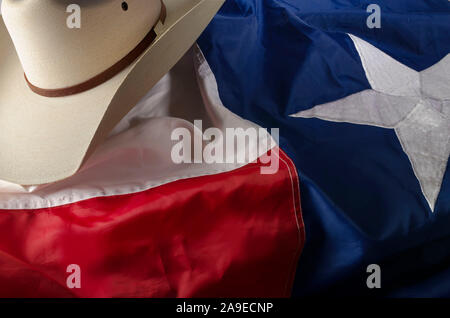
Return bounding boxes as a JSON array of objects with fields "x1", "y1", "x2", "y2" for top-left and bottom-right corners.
[
  {"x1": 0, "y1": 36, "x2": 304, "y2": 296},
  {"x1": 0, "y1": 149, "x2": 304, "y2": 298},
  {"x1": 198, "y1": 0, "x2": 450, "y2": 296}
]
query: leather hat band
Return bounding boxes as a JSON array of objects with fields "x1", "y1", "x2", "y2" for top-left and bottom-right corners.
[{"x1": 25, "y1": 0, "x2": 167, "y2": 98}]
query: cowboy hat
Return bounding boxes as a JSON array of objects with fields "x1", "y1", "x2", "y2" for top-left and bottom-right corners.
[{"x1": 0, "y1": 0, "x2": 224, "y2": 185}]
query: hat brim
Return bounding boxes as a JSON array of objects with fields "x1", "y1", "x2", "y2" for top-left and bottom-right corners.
[{"x1": 0, "y1": 0, "x2": 224, "y2": 185}]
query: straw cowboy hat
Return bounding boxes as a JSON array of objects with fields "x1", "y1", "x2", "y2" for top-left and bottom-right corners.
[{"x1": 0, "y1": 0, "x2": 224, "y2": 185}]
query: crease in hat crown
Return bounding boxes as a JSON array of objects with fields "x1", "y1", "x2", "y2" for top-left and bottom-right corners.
[{"x1": 1, "y1": 0, "x2": 162, "y2": 91}]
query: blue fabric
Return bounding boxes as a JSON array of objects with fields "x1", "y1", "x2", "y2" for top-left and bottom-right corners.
[{"x1": 198, "y1": 0, "x2": 450, "y2": 296}]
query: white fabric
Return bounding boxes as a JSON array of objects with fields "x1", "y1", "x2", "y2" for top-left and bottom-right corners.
[
  {"x1": 296, "y1": 90, "x2": 419, "y2": 128},
  {"x1": 291, "y1": 35, "x2": 450, "y2": 212},
  {"x1": 421, "y1": 55, "x2": 450, "y2": 100},
  {"x1": 349, "y1": 34, "x2": 422, "y2": 97},
  {"x1": 0, "y1": 46, "x2": 274, "y2": 210}
]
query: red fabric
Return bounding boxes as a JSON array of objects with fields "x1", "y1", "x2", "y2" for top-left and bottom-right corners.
[{"x1": 0, "y1": 149, "x2": 304, "y2": 298}]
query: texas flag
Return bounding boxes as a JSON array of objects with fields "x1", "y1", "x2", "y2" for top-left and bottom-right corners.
[
  {"x1": 0, "y1": 0, "x2": 449, "y2": 298},
  {"x1": 198, "y1": 0, "x2": 450, "y2": 297}
]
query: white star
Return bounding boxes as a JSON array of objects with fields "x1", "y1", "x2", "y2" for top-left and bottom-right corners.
[{"x1": 291, "y1": 35, "x2": 450, "y2": 212}]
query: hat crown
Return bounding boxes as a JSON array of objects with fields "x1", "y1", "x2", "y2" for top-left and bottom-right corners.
[{"x1": 1, "y1": 0, "x2": 162, "y2": 90}]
